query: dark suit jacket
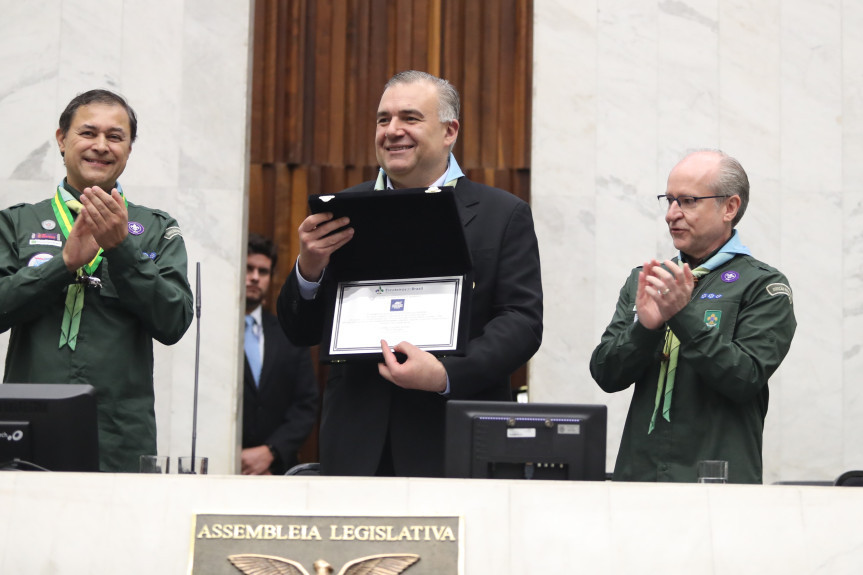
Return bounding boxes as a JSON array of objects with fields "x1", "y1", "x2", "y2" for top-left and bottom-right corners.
[
  {"x1": 277, "y1": 177, "x2": 543, "y2": 477},
  {"x1": 243, "y1": 310, "x2": 318, "y2": 474}
]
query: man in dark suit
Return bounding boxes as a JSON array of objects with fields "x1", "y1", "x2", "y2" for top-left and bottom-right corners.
[
  {"x1": 277, "y1": 70, "x2": 543, "y2": 477},
  {"x1": 243, "y1": 233, "x2": 318, "y2": 475}
]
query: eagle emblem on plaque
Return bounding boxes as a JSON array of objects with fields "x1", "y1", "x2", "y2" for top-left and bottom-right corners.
[{"x1": 228, "y1": 553, "x2": 420, "y2": 575}]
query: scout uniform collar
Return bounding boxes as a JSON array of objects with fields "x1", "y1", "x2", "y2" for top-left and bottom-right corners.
[{"x1": 678, "y1": 229, "x2": 751, "y2": 271}]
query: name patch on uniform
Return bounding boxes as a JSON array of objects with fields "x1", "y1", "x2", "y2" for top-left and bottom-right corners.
[
  {"x1": 164, "y1": 226, "x2": 182, "y2": 240},
  {"x1": 29, "y1": 232, "x2": 62, "y2": 247},
  {"x1": 766, "y1": 283, "x2": 793, "y2": 304},
  {"x1": 704, "y1": 310, "x2": 722, "y2": 328},
  {"x1": 28, "y1": 253, "x2": 53, "y2": 267}
]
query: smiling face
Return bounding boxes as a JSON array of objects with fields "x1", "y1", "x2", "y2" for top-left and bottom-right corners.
[
  {"x1": 665, "y1": 151, "x2": 741, "y2": 263},
  {"x1": 374, "y1": 80, "x2": 459, "y2": 189},
  {"x1": 56, "y1": 102, "x2": 132, "y2": 192}
]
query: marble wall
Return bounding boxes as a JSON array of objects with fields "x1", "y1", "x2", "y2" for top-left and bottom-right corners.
[
  {"x1": 0, "y1": 1, "x2": 253, "y2": 473},
  {"x1": 531, "y1": 0, "x2": 863, "y2": 483}
]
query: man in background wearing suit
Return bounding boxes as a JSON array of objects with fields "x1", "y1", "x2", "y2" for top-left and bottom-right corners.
[
  {"x1": 277, "y1": 70, "x2": 543, "y2": 477},
  {"x1": 243, "y1": 233, "x2": 318, "y2": 475}
]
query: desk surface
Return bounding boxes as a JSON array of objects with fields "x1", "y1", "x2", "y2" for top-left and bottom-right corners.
[{"x1": 1, "y1": 472, "x2": 862, "y2": 574}]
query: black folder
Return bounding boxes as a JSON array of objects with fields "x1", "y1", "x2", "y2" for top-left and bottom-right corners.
[{"x1": 308, "y1": 186, "x2": 473, "y2": 362}]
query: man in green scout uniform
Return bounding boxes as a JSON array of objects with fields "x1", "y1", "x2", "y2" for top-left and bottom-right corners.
[
  {"x1": 590, "y1": 150, "x2": 796, "y2": 484},
  {"x1": 0, "y1": 89, "x2": 193, "y2": 472}
]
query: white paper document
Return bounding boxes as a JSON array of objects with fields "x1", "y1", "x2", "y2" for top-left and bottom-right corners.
[{"x1": 330, "y1": 276, "x2": 463, "y2": 355}]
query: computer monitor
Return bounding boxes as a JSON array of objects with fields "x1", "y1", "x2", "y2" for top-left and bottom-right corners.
[
  {"x1": 0, "y1": 384, "x2": 100, "y2": 471},
  {"x1": 445, "y1": 400, "x2": 607, "y2": 481}
]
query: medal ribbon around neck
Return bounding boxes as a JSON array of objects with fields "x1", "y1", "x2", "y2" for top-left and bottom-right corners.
[{"x1": 51, "y1": 184, "x2": 128, "y2": 350}]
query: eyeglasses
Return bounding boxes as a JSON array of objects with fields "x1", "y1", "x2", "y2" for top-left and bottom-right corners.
[{"x1": 657, "y1": 194, "x2": 728, "y2": 211}]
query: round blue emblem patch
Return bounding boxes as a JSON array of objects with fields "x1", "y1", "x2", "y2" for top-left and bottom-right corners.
[
  {"x1": 721, "y1": 271, "x2": 739, "y2": 283},
  {"x1": 128, "y1": 221, "x2": 145, "y2": 235}
]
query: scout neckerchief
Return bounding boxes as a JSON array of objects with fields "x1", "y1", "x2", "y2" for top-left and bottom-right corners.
[
  {"x1": 51, "y1": 183, "x2": 127, "y2": 350},
  {"x1": 648, "y1": 230, "x2": 751, "y2": 433},
  {"x1": 374, "y1": 152, "x2": 465, "y2": 190}
]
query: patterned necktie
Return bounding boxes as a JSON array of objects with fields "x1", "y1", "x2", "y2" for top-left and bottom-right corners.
[
  {"x1": 648, "y1": 266, "x2": 710, "y2": 433},
  {"x1": 244, "y1": 315, "x2": 262, "y2": 386}
]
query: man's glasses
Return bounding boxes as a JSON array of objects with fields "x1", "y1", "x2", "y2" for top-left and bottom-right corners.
[{"x1": 657, "y1": 194, "x2": 728, "y2": 211}]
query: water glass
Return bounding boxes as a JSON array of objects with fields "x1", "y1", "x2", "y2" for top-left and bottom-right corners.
[
  {"x1": 178, "y1": 456, "x2": 208, "y2": 475},
  {"x1": 139, "y1": 455, "x2": 170, "y2": 474},
  {"x1": 697, "y1": 460, "x2": 728, "y2": 483}
]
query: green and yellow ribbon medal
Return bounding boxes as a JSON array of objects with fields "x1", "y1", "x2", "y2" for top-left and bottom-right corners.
[{"x1": 51, "y1": 185, "x2": 126, "y2": 350}]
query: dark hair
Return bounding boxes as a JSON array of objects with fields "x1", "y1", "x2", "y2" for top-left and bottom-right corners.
[
  {"x1": 247, "y1": 233, "x2": 278, "y2": 269},
  {"x1": 58, "y1": 89, "x2": 138, "y2": 143}
]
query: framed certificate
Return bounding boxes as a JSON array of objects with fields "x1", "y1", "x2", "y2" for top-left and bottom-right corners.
[
  {"x1": 328, "y1": 276, "x2": 464, "y2": 356},
  {"x1": 309, "y1": 187, "x2": 473, "y2": 362}
]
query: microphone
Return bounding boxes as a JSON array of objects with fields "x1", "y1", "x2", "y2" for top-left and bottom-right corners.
[{"x1": 190, "y1": 262, "x2": 202, "y2": 471}]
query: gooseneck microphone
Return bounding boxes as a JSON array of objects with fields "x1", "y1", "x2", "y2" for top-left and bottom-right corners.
[{"x1": 190, "y1": 262, "x2": 202, "y2": 471}]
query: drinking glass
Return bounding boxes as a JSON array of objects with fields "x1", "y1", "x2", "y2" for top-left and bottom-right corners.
[
  {"x1": 178, "y1": 456, "x2": 208, "y2": 475},
  {"x1": 697, "y1": 460, "x2": 728, "y2": 483},
  {"x1": 139, "y1": 455, "x2": 170, "y2": 474}
]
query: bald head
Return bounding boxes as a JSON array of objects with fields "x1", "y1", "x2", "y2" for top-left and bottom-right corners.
[{"x1": 664, "y1": 149, "x2": 746, "y2": 262}]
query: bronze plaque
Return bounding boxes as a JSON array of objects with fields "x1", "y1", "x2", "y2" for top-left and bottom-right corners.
[{"x1": 190, "y1": 515, "x2": 462, "y2": 574}]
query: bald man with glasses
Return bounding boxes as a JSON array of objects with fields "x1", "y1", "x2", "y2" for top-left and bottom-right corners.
[{"x1": 590, "y1": 150, "x2": 796, "y2": 484}]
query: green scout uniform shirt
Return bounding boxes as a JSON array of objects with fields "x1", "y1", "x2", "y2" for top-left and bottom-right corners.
[
  {"x1": 0, "y1": 183, "x2": 193, "y2": 472},
  {"x1": 590, "y1": 254, "x2": 796, "y2": 484}
]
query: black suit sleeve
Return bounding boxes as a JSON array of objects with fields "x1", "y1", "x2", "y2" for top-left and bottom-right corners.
[
  {"x1": 264, "y1": 341, "x2": 318, "y2": 466},
  {"x1": 441, "y1": 198, "x2": 543, "y2": 399},
  {"x1": 277, "y1": 262, "x2": 328, "y2": 346}
]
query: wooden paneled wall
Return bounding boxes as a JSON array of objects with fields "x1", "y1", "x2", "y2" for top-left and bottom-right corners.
[{"x1": 248, "y1": 0, "x2": 533, "y2": 463}]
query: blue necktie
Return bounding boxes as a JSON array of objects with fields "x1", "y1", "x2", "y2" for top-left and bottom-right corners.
[{"x1": 244, "y1": 315, "x2": 262, "y2": 386}]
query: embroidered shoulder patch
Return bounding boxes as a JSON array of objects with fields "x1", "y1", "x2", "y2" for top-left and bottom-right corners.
[
  {"x1": 164, "y1": 226, "x2": 182, "y2": 240},
  {"x1": 766, "y1": 283, "x2": 793, "y2": 304}
]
